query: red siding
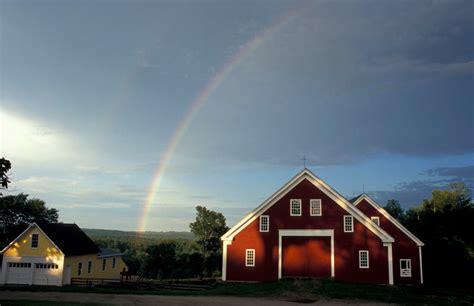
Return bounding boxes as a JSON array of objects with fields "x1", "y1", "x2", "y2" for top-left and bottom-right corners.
[
  {"x1": 355, "y1": 199, "x2": 421, "y2": 284},
  {"x1": 226, "y1": 179, "x2": 389, "y2": 283}
]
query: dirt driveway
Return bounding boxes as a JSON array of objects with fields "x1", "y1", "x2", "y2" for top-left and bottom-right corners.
[{"x1": 0, "y1": 291, "x2": 393, "y2": 306}]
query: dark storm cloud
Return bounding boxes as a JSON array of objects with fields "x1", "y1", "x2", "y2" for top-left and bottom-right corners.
[{"x1": 181, "y1": 0, "x2": 474, "y2": 166}]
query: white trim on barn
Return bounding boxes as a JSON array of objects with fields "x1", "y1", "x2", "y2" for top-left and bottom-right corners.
[
  {"x1": 221, "y1": 169, "x2": 394, "y2": 244},
  {"x1": 383, "y1": 242, "x2": 394, "y2": 285},
  {"x1": 419, "y1": 246, "x2": 424, "y2": 284},
  {"x1": 352, "y1": 194, "x2": 424, "y2": 246}
]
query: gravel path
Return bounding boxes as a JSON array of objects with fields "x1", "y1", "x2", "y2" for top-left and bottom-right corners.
[{"x1": 0, "y1": 290, "x2": 394, "y2": 306}]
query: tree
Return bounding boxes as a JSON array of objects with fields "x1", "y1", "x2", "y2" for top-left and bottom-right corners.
[
  {"x1": 189, "y1": 206, "x2": 228, "y2": 276},
  {"x1": 0, "y1": 193, "x2": 59, "y2": 247},
  {"x1": 141, "y1": 242, "x2": 177, "y2": 279},
  {"x1": 402, "y1": 182, "x2": 474, "y2": 286},
  {"x1": 383, "y1": 199, "x2": 404, "y2": 220},
  {"x1": 0, "y1": 157, "x2": 12, "y2": 194}
]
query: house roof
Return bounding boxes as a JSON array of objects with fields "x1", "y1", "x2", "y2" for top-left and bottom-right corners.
[
  {"x1": 351, "y1": 194, "x2": 424, "y2": 246},
  {"x1": 98, "y1": 247, "x2": 124, "y2": 258},
  {"x1": 1, "y1": 222, "x2": 101, "y2": 256},
  {"x1": 221, "y1": 168, "x2": 395, "y2": 244},
  {"x1": 37, "y1": 223, "x2": 101, "y2": 256}
]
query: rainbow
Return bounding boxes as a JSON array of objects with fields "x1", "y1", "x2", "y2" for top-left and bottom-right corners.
[{"x1": 137, "y1": 3, "x2": 310, "y2": 232}]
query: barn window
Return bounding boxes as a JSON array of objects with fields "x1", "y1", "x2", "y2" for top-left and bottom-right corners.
[
  {"x1": 102, "y1": 259, "x2": 107, "y2": 271},
  {"x1": 259, "y1": 215, "x2": 269, "y2": 232},
  {"x1": 400, "y1": 259, "x2": 412, "y2": 277},
  {"x1": 77, "y1": 262, "x2": 83, "y2": 276},
  {"x1": 31, "y1": 234, "x2": 39, "y2": 248},
  {"x1": 290, "y1": 199, "x2": 302, "y2": 216},
  {"x1": 371, "y1": 216, "x2": 380, "y2": 226},
  {"x1": 88, "y1": 261, "x2": 92, "y2": 274},
  {"x1": 112, "y1": 258, "x2": 116, "y2": 269},
  {"x1": 245, "y1": 249, "x2": 255, "y2": 267},
  {"x1": 310, "y1": 199, "x2": 322, "y2": 216},
  {"x1": 343, "y1": 215, "x2": 354, "y2": 232},
  {"x1": 359, "y1": 250, "x2": 369, "y2": 268}
]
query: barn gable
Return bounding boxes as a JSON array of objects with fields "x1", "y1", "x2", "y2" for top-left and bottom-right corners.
[
  {"x1": 221, "y1": 169, "x2": 394, "y2": 243},
  {"x1": 352, "y1": 194, "x2": 424, "y2": 246}
]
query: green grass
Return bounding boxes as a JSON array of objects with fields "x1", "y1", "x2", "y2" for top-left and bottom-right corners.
[
  {"x1": 0, "y1": 300, "x2": 106, "y2": 306},
  {"x1": 1, "y1": 279, "x2": 473, "y2": 305}
]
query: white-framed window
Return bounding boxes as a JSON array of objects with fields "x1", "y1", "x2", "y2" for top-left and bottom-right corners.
[
  {"x1": 77, "y1": 262, "x2": 83, "y2": 276},
  {"x1": 112, "y1": 258, "x2": 116, "y2": 269},
  {"x1": 31, "y1": 233, "x2": 39, "y2": 248},
  {"x1": 245, "y1": 249, "x2": 255, "y2": 267},
  {"x1": 259, "y1": 215, "x2": 269, "y2": 232},
  {"x1": 290, "y1": 199, "x2": 302, "y2": 216},
  {"x1": 400, "y1": 259, "x2": 412, "y2": 277},
  {"x1": 343, "y1": 215, "x2": 354, "y2": 232},
  {"x1": 102, "y1": 259, "x2": 106, "y2": 271},
  {"x1": 310, "y1": 199, "x2": 322, "y2": 216},
  {"x1": 371, "y1": 216, "x2": 380, "y2": 226},
  {"x1": 87, "y1": 260, "x2": 92, "y2": 274},
  {"x1": 359, "y1": 250, "x2": 369, "y2": 268}
]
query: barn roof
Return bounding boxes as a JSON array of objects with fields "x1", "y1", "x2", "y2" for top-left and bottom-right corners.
[{"x1": 348, "y1": 194, "x2": 364, "y2": 204}]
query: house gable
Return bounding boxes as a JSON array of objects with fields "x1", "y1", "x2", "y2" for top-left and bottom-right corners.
[
  {"x1": 222, "y1": 169, "x2": 394, "y2": 244},
  {"x1": 352, "y1": 194, "x2": 424, "y2": 246},
  {"x1": 1, "y1": 223, "x2": 63, "y2": 259}
]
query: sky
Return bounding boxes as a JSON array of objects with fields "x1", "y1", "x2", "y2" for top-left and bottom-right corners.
[{"x1": 1, "y1": 0, "x2": 473, "y2": 231}]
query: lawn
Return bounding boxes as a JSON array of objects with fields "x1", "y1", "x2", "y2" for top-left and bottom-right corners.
[{"x1": 1, "y1": 279, "x2": 472, "y2": 305}]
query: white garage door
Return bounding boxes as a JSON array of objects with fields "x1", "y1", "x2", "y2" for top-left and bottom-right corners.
[
  {"x1": 33, "y1": 263, "x2": 61, "y2": 286},
  {"x1": 6, "y1": 262, "x2": 62, "y2": 285},
  {"x1": 6, "y1": 262, "x2": 32, "y2": 284}
]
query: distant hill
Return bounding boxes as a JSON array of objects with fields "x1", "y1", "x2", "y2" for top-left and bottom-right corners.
[{"x1": 83, "y1": 228, "x2": 195, "y2": 240}]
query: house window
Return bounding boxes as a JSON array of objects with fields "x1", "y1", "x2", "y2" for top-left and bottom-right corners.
[
  {"x1": 88, "y1": 261, "x2": 92, "y2": 274},
  {"x1": 112, "y1": 258, "x2": 116, "y2": 269},
  {"x1": 259, "y1": 215, "x2": 269, "y2": 232},
  {"x1": 400, "y1": 259, "x2": 412, "y2": 277},
  {"x1": 359, "y1": 250, "x2": 369, "y2": 268},
  {"x1": 245, "y1": 249, "x2": 255, "y2": 267},
  {"x1": 344, "y1": 215, "x2": 354, "y2": 232},
  {"x1": 102, "y1": 259, "x2": 106, "y2": 271},
  {"x1": 371, "y1": 216, "x2": 380, "y2": 226},
  {"x1": 290, "y1": 199, "x2": 302, "y2": 216},
  {"x1": 31, "y1": 234, "x2": 39, "y2": 248},
  {"x1": 310, "y1": 199, "x2": 322, "y2": 216},
  {"x1": 77, "y1": 262, "x2": 82, "y2": 276}
]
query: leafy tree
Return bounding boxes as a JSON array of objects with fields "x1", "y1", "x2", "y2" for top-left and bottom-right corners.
[
  {"x1": 383, "y1": 199, "x2": 404, "y2": 220},
  {"x1": 0, "y1": 193, "x2": 59, "y2": 247},
  {"x1": 402, "y1": 182, "x2": 474, "y2": 286},
  {"x1": 0, "y1": 157, "x2": 12, "y2": 194},
  {"x1": 189, "y1": 206, "x2": 228, "y2": 276},
  {"x1": 141, "y1": 242, "x2": 177, "y2": 279}
]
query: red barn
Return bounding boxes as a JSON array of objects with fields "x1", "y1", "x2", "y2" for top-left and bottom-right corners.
[{"x1": 221, "y1": 169, "x2": 424, "y2": 285}]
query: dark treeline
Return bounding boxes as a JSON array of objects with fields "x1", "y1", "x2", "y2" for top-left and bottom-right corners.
[
  {"x1": 384, "y1": 182, "x2": 474, "y2": 287},
  {"x1": 91, "y1": 236, "x2": 206, "y2": 279},
  {"x1": 91, "y1": 206, "x2": 228, "y2": 280}
]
